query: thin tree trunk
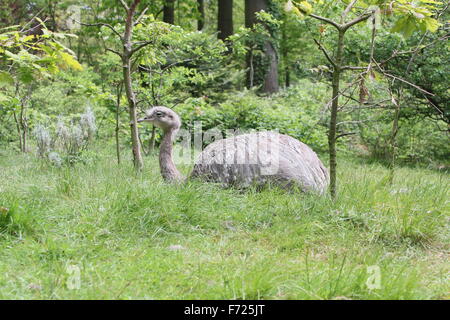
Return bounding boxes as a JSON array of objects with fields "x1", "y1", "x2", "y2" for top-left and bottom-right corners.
[
  {"x1": 388, "y1": 31, "x2": 423, "y2": 183},
  {"x1": 123, "y1": 0, "x2": 144, "y2": 171},
  {"x1": 328, "y1": 30, "x2": 345, "y2": 199},
  {"x1": 123, "y1": 55, "x2": 143, "y2": 170},
  {"x1": 115, "y1": 83, "x2": 122, "y2": 165},
  {"x1": 285, "y1": 67, "x2": 290, "y2": 88},
  {"x1": 21, "y1": 121, "x2": 27, "y2": 152},
  {"x1": 47, "y1": 0, "x2": 58, "y2": 31},
  {"x1": 163, "y1": 0, "x2": 175, "y2": 24},
  {"x1": 12, "y1": 110, "x2": 22, "y2": 152},
  {"x1": 285, "y1": 4, "x2": 372, "y2": 198},
  {"x1": 149, "y1": 126, "x2": 156, "y2": 152},
  {"x1": 281, "y1": 19, "x2": 290, "y2": 88},
  {"x1": 249, "y1": 49, "x2": 254, "y2": 88},
  {"x1": 388, "y1": 99, "x2": 400, "y2": 184},
  {"x1": 19, "y1": 101, "x2": 28, "y2": 152}
]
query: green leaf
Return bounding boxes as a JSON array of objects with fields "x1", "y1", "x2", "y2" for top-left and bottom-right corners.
[
  {"x1": 423, "y1": 17, "x2": 439, "y2": 32},
  {"x1": 18, "y1": 68, "x2": 34, "y2": 83},
  {"x1": 58, "y1": 52, "x2": 83, "y2": 71},
  {"x1": 0, "y1": 93, "x2": 10, "y2": 104},
  {"x1": 298, "y1": 1, "x2": 313, "y2": 15},
  {"x1": 284, "y1": 0, "x2": 294, "y2": 12},
  {"x1": 391, "y1": 16, "x2": 417, "y2": 38},
  {"x1": 0, "y1": 71, "x2": 14, "y2": 87}
]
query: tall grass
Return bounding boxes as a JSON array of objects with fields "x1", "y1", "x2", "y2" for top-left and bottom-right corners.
[{"x1": 0, "y1": 144, "x2": 448, "y2": 299}]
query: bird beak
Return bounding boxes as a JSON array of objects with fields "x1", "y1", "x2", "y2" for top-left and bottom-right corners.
[{"x1": 133, "y1": 113, "x2": 156, "y2": 125}]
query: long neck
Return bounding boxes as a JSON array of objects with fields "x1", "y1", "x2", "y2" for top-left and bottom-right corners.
[{"x1": 159, "y1": 128, "x2": 184, "y2": 182}]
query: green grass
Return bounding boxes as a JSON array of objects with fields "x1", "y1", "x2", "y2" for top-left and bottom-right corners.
[{"x1": 0, "y1": 145, "x2": 448, "y2": 299}]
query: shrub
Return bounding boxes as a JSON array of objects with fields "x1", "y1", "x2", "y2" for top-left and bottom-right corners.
[
  {"x1": 32, "y1": 107, "x2": 97, "y2": 166},
  {"x1": 176, "y1": 81, "x2": 329, "y2": 151},
  {"x1": 33, "y1": 124, "x2": 52, "y2": 158},
  {"x1": 358, "y1": 112, "x2": 449, "y2": 165}
]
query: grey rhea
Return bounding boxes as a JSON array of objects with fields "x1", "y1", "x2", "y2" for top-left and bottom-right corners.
[{"x1": 138, "y1": 106, "x2": 329, "y2": 194}]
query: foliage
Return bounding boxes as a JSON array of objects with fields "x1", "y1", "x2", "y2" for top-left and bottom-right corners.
[
  {"x1": 285, "y1": 0, "x2": 442, "y2": 37},
  {"x1": 175, "y1": 80, "x2": 329, "y2": 150},
  {"x1": 32, "y1": 107, "x2": 97, "y2": 165},
  {"x1": 358, "y1": 111, "x2": 449, "y2": 164},
  {"x1": 130, "y1": 18, "x2": 229, "y2": 105},
  {"x1": 0, "y1": 20, "x2": 82, "y2": 151}
]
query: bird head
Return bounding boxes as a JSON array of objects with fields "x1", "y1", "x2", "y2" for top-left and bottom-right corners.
[{"x1": 138, "y1": 106, "x2": 181, "y2": 132}]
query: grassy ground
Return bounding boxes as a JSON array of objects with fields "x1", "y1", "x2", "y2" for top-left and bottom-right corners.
[{"x1": 0, "y1": 145, "x2": 448, "y2": 299}]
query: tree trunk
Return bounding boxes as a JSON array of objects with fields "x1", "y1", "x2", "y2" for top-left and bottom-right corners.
[
  {"x1": 218, "y1": 0, "x2": 233, "y2": 41},
  {"x1": 12, "y1": 110, "x2": 22, "y2": 152},
  {"x1": 262, "y1": 41, "x2": 279, "y2": 94},
  {"x1": 281, "y1": 18, "x2": 290, "y2": 88},
  {"x1": 248, "y1": 49, "x2": 254, "y2": 88},
  {"x1": 115, "y1": 83, "x2": 122, "y2": 165},
  {"x1": 163, "y1": 0, "x2": 176, "y2": 24},
  {"x1": 149, "y1": 126, "x2": 156, "y2": 152},
  {"x1": 244, "y1": 0, "x2": 279, "y2": 94},
  {"x1": 123, "y1": 0, "x2": 144, "y2": 171},
  {"x1": 123, "y1": 55, "x2": 143, "y2": 170},
  {"x1": 19, "y1": 102, "x2": 28, "y2": 152},
  {"x1": 285, "y1": 67, "x2": 290, "y2": 88},
  {"x1": 197, "y1": 0, "x2": 205, "y2": 31},
  {"x1": 47, "y1": 0, "x2": 58, "y2": 31},
  {"x1": 388, "y1": 95, "x2": 400, "y2": 184},
  {"x1": 328, "y1": 30, "x2": 345, "y2": 199},
  {"x1": 21, "y1": 120, "x2": 27, "y2": 153}
]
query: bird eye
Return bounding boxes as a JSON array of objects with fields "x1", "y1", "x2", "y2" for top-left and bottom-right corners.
[{"x1": 156, "y1": 111, "x2": 164, "y2": 117}]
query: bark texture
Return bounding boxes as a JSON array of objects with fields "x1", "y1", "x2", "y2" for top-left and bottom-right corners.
[
  {"x1": 198, "y1": 0, "x2": 205, "y2": 31},
  {"x1": 244, "y1": 0, "x2": 279, "y2": 94},
  {"x1": 123, "y1": 0, "x2": 144, "y2": 170},
  {"x1": 218, "y1": 0, "x2": 233, "y2": 41},
  {"x1": 163, "y1": 0, "x2": 175, "y2": 24}
]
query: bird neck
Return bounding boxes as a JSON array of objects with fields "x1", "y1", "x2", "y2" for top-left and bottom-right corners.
[{"x1": 159, "y1": 128, "x2": 184, "y2": 182}]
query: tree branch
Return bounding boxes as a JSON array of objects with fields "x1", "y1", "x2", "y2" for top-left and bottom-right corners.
[
  {"x1": 78, "y1": 21, "x2": 123, "y2": 40},
  {"x1": 341, "y1": 65, "x2": 367, "y2": 71},
  {"x1": 20, "y1": 7, "x2": 45, "y2": 32},
  {"x1": 371, "y1": 58, "x2": 435, "y2": 96},
  {"x1": 336, "y1": 132, "x2": 356, "y2": 140},
  {"x1": 384, "y1": 73, "x2": 434, "y2": 96},
  {"x1": 309, "y1": 13, "x2": 342, "y2": 30},
  {"x1": 298, "y1": 3, "x2": 372, "y2": 32},
  {"x1": 131, "y1": 40, "x2": 154, "y2": 54},
  {"x1": 342, "y1": 12, "x2": 373, "y2": 31},
  {"x1": 341, "y1": 0, "x2": 358, "y2": 22},
  {"x1": 106, "y1": 47, "x2": 122, "y2": 57},
  {"x1": 313, "y1": 38, "x2": 337, "y2": 68},
  {"x1": 134, "y1": 6, "x2": 149, "y2": 25},
  {"x1": 119, "y1": 0, "x2": 129, "y2": 11}
]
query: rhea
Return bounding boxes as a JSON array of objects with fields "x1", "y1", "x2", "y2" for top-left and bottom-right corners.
[{"x1": 138, "y1": 106, "x2": 329, "y2": 194}]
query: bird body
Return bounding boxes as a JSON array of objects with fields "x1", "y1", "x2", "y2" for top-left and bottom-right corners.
[
  {"x1": 139, "y1": 106, "x2": 329, "y2": 194},
  {"x1": 191, "y1": 131, "x2": 329, "y2": 193}
]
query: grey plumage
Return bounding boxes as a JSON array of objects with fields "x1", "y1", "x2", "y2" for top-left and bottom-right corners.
[
  {"x1": 139, "y1": 106, "x2": 329, "y2": 194},
  {"x1": 191, "y1": 131, "x2": 329, "y2": 194}
]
